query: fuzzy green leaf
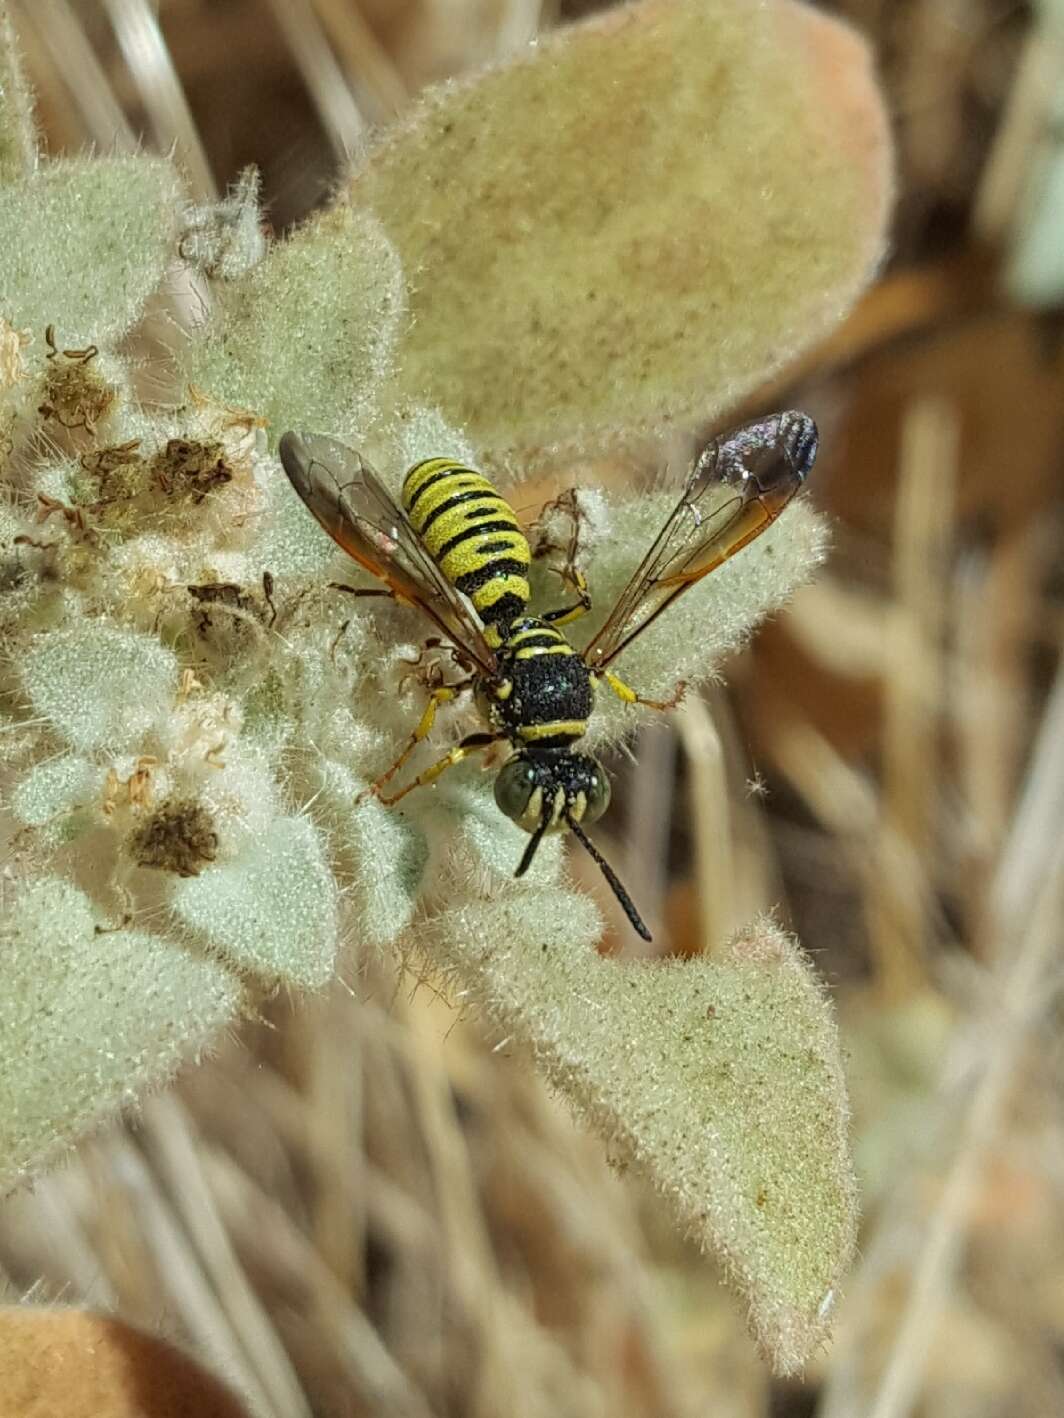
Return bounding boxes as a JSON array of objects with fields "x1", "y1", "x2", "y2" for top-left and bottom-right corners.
[
  {"x1": 418, "y1": 872, "x2": 855, "y2": 1374},
  {"x1": 350, "y1": 0, "x2": 892, "y2": 454},
  {"x1": 20, "y1": 622, "x2": 179, "y2": 753},
  {"x1": 171, "y1": 815, "x2": 339, "y2": 987},
  {"x1": 0, "y1": 880, "x2": 244, "y2": 1191},
  {"x1": 0, "y1": 157, "x2": 182, "y2": 343},
  {"x1": 182, "y1": 203, "x2": 405, "y2": 445}
]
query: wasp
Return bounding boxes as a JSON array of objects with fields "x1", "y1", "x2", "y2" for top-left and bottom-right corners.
[{"x1": 278, "y1": 412, "x2": 818, "y2": 941}]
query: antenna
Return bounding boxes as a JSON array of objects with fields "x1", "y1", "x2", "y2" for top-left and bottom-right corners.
[
  {"x1": 515, "y1": 817, "x2": 550, "y2": 878},
  {"x1": 567, "y1": 817, "x2": 652, "y2": 942}
]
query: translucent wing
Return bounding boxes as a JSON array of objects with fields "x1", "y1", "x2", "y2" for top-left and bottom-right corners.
[
  {"x1": 582, "y1": 411, "x2": 818, "y2": 671},
  {"x1": 278, "y1": 431, "x2": 496, "y2": 673}
]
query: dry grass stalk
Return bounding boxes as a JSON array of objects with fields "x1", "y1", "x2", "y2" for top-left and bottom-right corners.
[
  {"x1": 619, "y1": 722, "x2": 677, "y2": 952},
  {"x1": 10, "y1": 0, "x2": 136, "y2": 155},
  {"x1": 262, "y1": 0, "x2": 369, "y2": 155},
  {"x1": 307, "y1": 0, "x2": 408, "y2": 120},
  {"x1": 0, "y1": 0, "x2": 35, "y2": 179},
  {"x1": 99, "y1": 0, "x2": 216, "y2": 197},
  {"x1": 953, "y1": 518, "x2": 1046, "y2": 916},
  {"x1": 677, "y1": 694, "x2": 737, "y2": 953},
  {"x1": 819, "y1": 665, "x2": 1064, "y2": 1418},
  {"x1": 867, "y1": 394, "x2": 959, "y2": 999},
  {"x1": 971, "y1": 15, "x2": 1064, "y2": 241}
]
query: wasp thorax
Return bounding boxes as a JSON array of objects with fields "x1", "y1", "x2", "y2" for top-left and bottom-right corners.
[{"x1": 494, "y1": 751, "x2": 611, "y2": 834}]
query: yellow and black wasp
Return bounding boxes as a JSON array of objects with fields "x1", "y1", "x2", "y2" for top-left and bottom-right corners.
[{"x1": 278, "y1": 412, "x2": 818, "y2": 941}]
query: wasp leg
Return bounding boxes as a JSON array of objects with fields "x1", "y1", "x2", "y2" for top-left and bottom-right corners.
[
  {"x1": 542, "y1": 566, "x2": 592, "y2": 627},
  {"x1": 329, "y1": 584, "x2": 395, "y2": 600},
  {"x1": 275, "y1": 581, "x2": 391, "y2": 635},
  {"x1": 533, "y1": 488, "x2": 593, "y2": 625},
  {"x1": 399, "y1": 655, "x2": 475, "y2": 704},
  {"x1": 327, "y1": 586, "x2": 397, "y2": 658},
  {"x1": 262, "y1": 571, "x2": 278, "y2": 626},
  {"x1": 398, "y1": 638, "x2": 476, "y2": 684},
  {"x1": 356, "y1": 684, "x2": 462, "y2": 803},
  {"x1": 397, "y1": 638, "x2": 445, "y2": 692},
  {"x1": 330, "y1": 620, "x2": 352, "y2": 661},
  {"x1": 597, "y1": 670, "x2": 687, "y2": 713},
  {"x1": 376, "y1": 732, "x2": 502, "y2": 807}
]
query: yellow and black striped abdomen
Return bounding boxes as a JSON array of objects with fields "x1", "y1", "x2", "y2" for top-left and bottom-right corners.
[{"x1": 403, "y1": 458, "x2": 530, "y2": 635}]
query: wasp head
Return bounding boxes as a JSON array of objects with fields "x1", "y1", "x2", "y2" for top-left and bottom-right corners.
[
  {"x1": 496, "y1": 749, "x2": 651, "y2": 942},
  {"x1": 494, "y1": 750, "x2": 610, "y2": 840}
]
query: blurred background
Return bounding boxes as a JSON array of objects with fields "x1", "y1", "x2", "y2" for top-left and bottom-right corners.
[{"x1": 3, "y1": 2, "x2": 1064, "y2": 1415}]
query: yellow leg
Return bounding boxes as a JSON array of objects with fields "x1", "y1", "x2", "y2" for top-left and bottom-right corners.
[
  {"x1": 357, "y1": 686, "x2": 459, "y2": 803},
  {"x1": 599, "y1": 670, "x2": 686, "y2": 713},
  {"x1": 543, "y1": 567, "x2": 592, "y2": 627},
  {"x1": 376, "y1": 732, "x2": 500, "y2": 807}
]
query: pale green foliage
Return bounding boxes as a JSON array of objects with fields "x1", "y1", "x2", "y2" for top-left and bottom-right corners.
[
  {"x1": 375, "y1": 403, "x2": 478, "y2": 472},
  {"x1": 19, "y1": 624, "x2": 178, "y2": 752},
  {"x1": 0, "y1": 157, "x2": 181, "y2": 343},
  {"x1": 182, "y1": 202, "x2": 405, "y2": 445},
  {"x1": 9, "y1": 753, "x2": 98, "y2": 827},
  {"x1": 1003, "y1": 2, "x2": 1064, "y2": 306},
  {"x1": 304, "y1": 756, "x2": 427, "y2": 947},
  {"x1": 419, "y1": 875, "x2": 853, "y2": 1374},
  {"x1": 172, "y1": 815, "x2": 338, "y2": 986},
  {"x1": 0, "y1": 0, "x2": 892, "y2": 1369},
  {"x1": 352, "y1": 0, "x2": 891, "y2": 455},
  {"x1": 0, "y1": 879, "x2": 245, "y2": 1188}
]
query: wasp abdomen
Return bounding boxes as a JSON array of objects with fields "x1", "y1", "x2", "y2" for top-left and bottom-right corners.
[{"x1": 403, "y1": 458, "x2": 530, "y2": 631}]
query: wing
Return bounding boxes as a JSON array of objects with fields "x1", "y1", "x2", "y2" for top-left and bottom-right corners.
[
  {"x1": 278, "y1": 431, "x2": 496, "y2": 673},
  {"x1": 582, "y1": 411, "x2": 818, "y2": 671}
]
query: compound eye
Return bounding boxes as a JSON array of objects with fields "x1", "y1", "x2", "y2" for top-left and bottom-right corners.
[
  {"x1": 494, "y1": 755, "x2": 539, "y2": 824},
  {"x1": 582, "y1": 760, "x2": 612, "y2": 823},
  {"x1": 785, "y1": 412, "x2": 819, "y2": 480}
]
